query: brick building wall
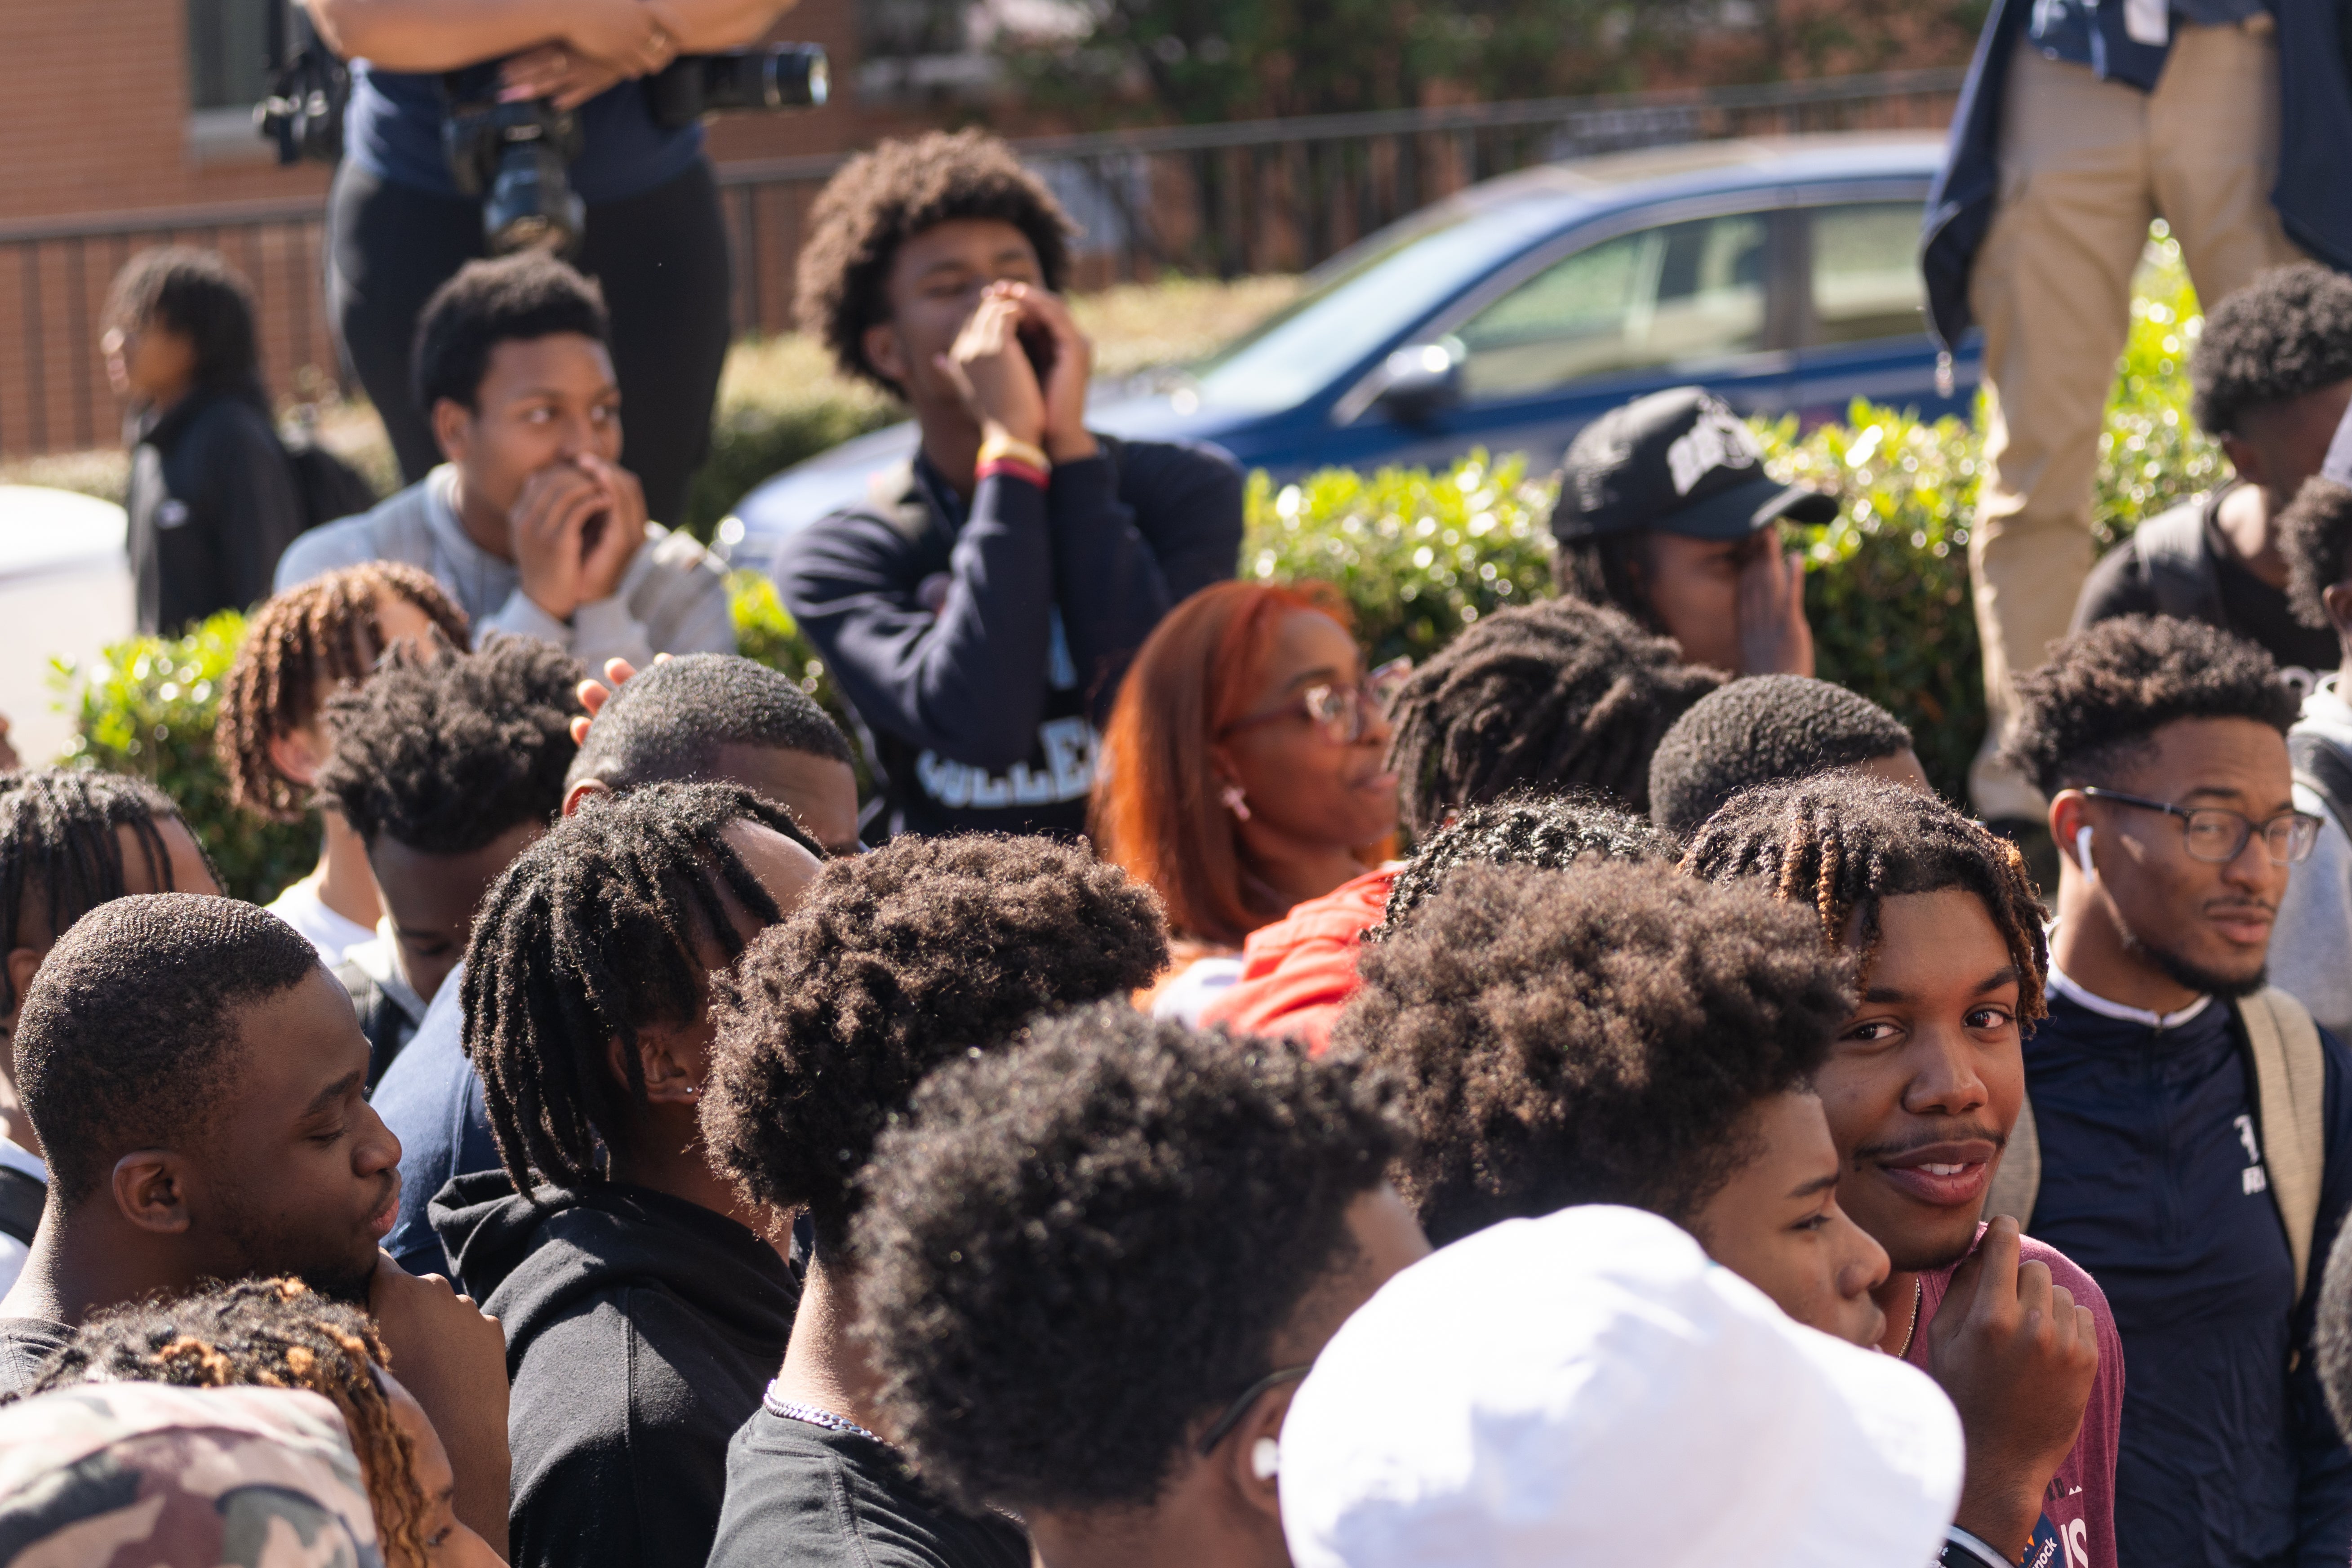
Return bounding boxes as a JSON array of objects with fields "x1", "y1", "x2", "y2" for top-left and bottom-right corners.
[{"x1": 0, "y1": 0, "x2": 933, "y2": 456}]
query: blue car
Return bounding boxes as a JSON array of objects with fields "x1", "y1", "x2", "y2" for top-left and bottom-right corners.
[{"x1": 725, "y1": 130, "x2": 1975, "y2": 568}]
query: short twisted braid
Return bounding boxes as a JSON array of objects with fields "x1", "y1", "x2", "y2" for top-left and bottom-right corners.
[
  {"x1": 20, "y1": 1277, "x2": 430, "y2": 1568},
  {"x1": 1679, "y1": 772, "x2": 2048, "y2": 1023},
  {"x1": 1371, "y1": 791, "x2": 1676, "y2": 942},
  {"x1": 217, "y1": 564, "x2": 470, "y2": 822}
]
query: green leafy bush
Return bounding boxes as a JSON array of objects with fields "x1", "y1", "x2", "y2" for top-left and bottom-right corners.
[{"x1": 51, "y1": 613, "x2": 316, "y2": 904}]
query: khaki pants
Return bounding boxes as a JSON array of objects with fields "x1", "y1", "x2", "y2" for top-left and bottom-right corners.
[{"x1": 1967, "y1": 21, "x2": 2302, "y2": 819}]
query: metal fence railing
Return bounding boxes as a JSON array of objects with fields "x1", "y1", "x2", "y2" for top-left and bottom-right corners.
[{"x1": 0, "y1": 67, "x2": 1961, "y2": 458}]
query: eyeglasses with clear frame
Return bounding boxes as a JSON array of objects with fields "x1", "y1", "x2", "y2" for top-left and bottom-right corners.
[
  {"x1": 1221, "y1": 657, "x2": 1413, "y2": 746},
  {"x1": 2076, "y1": 786, "x2": 2322, "y2": 866}
]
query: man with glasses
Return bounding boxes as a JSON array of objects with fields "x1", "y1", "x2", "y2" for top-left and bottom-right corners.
[{"x1": 2001, "y1": 613, "x2": 2352, "y2": 1567}]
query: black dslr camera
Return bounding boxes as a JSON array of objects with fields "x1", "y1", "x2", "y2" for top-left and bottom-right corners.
[{"x1": 444, "y1": 44, "x2": 829, "y2": 256}]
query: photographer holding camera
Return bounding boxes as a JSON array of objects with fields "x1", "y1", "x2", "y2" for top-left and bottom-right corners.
[{"x1": 301, "y1": 0, "x2": 809, "y2": 531}]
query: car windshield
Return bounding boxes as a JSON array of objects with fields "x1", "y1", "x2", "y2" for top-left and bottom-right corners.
[{"x1": 1183, "y1": 195, "x2": 1575, "y2": 413}]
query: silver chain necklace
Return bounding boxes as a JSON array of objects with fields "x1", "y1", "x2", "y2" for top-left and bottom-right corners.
[
  {"x1": 1895, "y1": 1275, "x2": 1925, "y2": 1359},
  {"x1": 771, "y1": 1397, "x2": 885, "y2": 1446}
]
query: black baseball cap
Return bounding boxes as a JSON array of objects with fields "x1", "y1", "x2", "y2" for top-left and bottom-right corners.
[{"x1": 1549, "y1": 386, "x2": 1837, "y2": 543}]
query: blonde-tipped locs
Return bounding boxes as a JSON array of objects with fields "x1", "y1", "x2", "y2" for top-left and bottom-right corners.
[{"x1": 214, "y1": 564, "x2": 470, "y2": 822}]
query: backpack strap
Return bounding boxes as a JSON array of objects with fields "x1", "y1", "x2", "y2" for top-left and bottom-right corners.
[
  {"x1": 2133, "y1": 502, "x2": 2228, "y2": 628},
  {"x1": 2239, "y1": 986, "x2": 2330, "y2": 1302},
  {"x1": 0, "y1": 1164, "x2": 46, "y2": 1248},
  {"x1": 1982, "y1": 1091, "x2": 2041, "y2": 1231}
]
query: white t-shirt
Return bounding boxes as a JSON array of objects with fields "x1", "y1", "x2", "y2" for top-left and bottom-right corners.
[
  {"x1": 266, "y1": 878, "x2": 377, "y2": 969},
  {"x1": 0, "y1": 1137, "x2": 48, "y2": 1299},
  {"x1": 1150, "y1": 955, "x2": 1246, "y2": 1026}
]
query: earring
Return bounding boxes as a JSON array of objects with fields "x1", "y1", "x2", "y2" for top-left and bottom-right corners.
[
  {"x1": 1250, "y1": 1436, "x2": 1280, "y2": 1479},
  {"x1": 686, "y1": 1084, "x2": 704, "y2": 1098},
  {"x1": 1220, "y1": 784, "x2": 1251, "y2": 821}
]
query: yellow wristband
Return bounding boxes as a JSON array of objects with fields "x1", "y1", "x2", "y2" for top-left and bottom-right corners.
[{"x1": 977, "y1": 435, "x2": 1051, "y2": 473}]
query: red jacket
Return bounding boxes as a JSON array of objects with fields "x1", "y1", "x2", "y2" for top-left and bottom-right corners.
[{"x1": 1196, "y1": 868, "x2": 1396, "y2": 1056}]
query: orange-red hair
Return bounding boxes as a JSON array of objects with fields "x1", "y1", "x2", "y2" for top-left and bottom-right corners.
[{"x1": 1091, "y1": 579, "x2": 1354, "y2": 946}]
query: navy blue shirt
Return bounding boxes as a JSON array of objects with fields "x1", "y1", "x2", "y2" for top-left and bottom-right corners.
[
  {"x1": 2025, "y1": 0, "x2": 2268, "y2": 88},
  {"x1": 2023, "y1": 987, "x2": 2352, "y2": 1567},
  {"x1": 370, "y1": 971, "x2": 502, "y2": 1280},
  {"x1": 346, "y1": 61, "x2": 704, "y2": 204}
]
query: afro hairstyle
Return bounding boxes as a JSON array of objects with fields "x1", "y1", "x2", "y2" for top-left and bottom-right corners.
[
  {"x1": 315, "y1": 632, "x2": 581, "y2": 854},
  {"x1": 465, "y1": 781, "x2": 819, "y2": 1195},
  {"x1": 795, "y1": 129, "x2": 1076, "y2": 396},
  {"x1": 2316, "y1": 1215, "x2": 2352, "y2": 1457},
  {"x1": 1999, "y1": 614, "x2": 2298, "y2": 799},
  {"x1": 22, "y1": 1277, "x2": 431, "y2": 1568},
  {"x1": 1, "y1": 767, "x2": 209, "y2": 1017},
  {"x1": 702, "y1": 833, "x2": 1168, "y2": 1253},
  {"x1": 2279, "y1": 475, "x2": 2352, "y2": 632},
  {"x1": 1333, "y1": 860, "x2": 1850, "y2": 1246},
  {"x1": 1371, "y1": 790, "x2": 1676, "y2": 942},
  {"x1": 413, "y1": 251, "x2": 609, "y2": 413},
  {"x1": 563, "y1": 653, "x2": 852, "y2": 793},
  {"x1": 1646, "y1": 674, "x2": 1915, "y2": 839},
  {"x1": 1383, "y1": 595, "x2": 1727, "y2": 835},
  {"x1": 1680, "y1": 771, "x2": 2048, "y2": 1022},
  {"x1": 2190, "y1": 262, "x2": 2352, "y2": 437},
  {"x1": 14, "y1": 893, "x2": 320, "y2": 1204},
  {"x1": 853, "y1": 1002, "x2": 1400, "y2": 1514}
]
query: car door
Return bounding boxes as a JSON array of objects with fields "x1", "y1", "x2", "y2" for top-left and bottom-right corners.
[
  {"x1": 1336, "y1": 204, "x2": 1801, "y2": 473},
  {"x1": 1785, "y1": 196, "x2": 1977, "y2": 425}
]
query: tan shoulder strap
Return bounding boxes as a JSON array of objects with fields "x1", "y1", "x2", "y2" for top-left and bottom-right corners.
[
  {"x1": 2241, "y1": 986, "x2": 2329, "y2": 1301},
  {"x1": 1982, "y1": 1091, "x2": 2040, "y2": 1231}
]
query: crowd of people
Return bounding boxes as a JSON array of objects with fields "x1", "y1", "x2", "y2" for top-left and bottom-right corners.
[{"x1": 9, "y1": 115, "x2": 2352, "y2": 1568}]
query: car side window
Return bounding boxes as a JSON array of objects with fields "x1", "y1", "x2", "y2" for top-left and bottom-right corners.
[
  {"x1": 1806, "y1": 203, "x2": 1927, "y2": 346},
  {"x1": 1451, "y1": 212, "x2": 1771, "y2": 403}
]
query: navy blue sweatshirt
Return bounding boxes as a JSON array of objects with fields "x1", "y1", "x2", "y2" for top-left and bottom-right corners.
[
  {"x1": 774, "y1": 436, "x2": 1243, "y2": 840},
  {"x1": 2022, "y1": 986, "x2": 2352, "y2": 1567}
]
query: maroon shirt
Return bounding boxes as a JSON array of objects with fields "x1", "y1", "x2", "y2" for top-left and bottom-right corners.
[{"x1": 1905, "y1": 1228, "x2": 2125, "y2": 1568}]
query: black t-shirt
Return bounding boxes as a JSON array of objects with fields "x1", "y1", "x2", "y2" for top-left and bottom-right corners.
[
  {"x1": 707, "y1": 1397, "x2": 1029, "y2": 1568},
  {"x1": 2073, "y1": 485, "x2": 2340, "y2": 692},
  {"x1": 0, "y1": 1315, "x2": 73, "y2": 1398}
]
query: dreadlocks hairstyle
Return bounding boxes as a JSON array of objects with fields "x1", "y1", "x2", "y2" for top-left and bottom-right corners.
[
  {"x1": 1646, "y1": 674, "x2": 1916, "y2": 839},
  {"x1": 2190, "y1": 262, "x2": 2352, "y2": 437},
  {"x1": 20, "y1": 1277, "x2": 430, "y2": 1568},
  {"x1": 315, "y1": 633, "x2": 582, "y2": 853},
  {"x1": 1383, "y1": 596, "x2": 1727, "y2": 836},
  {"x1": 1680, "y1": 772, "x2": 2049, "y2": 1024},
  {"x1": 1370, "y1": 791, "x2": 1675, "y2": 942},
  {"x1": 14, "y1": 893, "x2": 319, "y2": 1204},
  {"x1": 795, "y1": 129, "x2": 1076, "y2": 396},
  {"x1": 853, "y1": 1003, "x2": 1401, "y2": 1514},
  {"x1": 1334, "y1": 861, "x2": 1850, "y2": 1246},
  {"x1": 217, "y1": 565, "x2": 472, "y2": 822},
  {"x1": 2000, "y1": 614, "x2": 2298, "y2": 800},
  {"x1": 562, "y1": 653, "x2": 853, "y2": 794},
  {"x1": 0, "y1": 767, "x2": 209, "y2": 1019},
  {"x1": 2280, "y1": 475, "x2": 2352, "y2": 633},
  {"x1": 463, "y1": 782, "x2": 819, "y2": 1195},
  {"x1": 702, "y1": 833, "x2": 1168, "y2": 1254},
  {"x1": 102, "y1": 246, "x2": 267, "y2": 404}
]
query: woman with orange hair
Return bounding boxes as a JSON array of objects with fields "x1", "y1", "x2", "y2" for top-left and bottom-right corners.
[{"x1": 1091, "y1": 579, "x2": 1403, "y2": 1020}]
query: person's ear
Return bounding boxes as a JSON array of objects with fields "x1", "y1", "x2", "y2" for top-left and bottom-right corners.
[
  {"x1": 266, "y1": 729, "x2": 324, "y2": 789},
  {"x1": 607, "y1": 1022, "x2": 702, "y2": 1106},
  {"x1": 111, "y1": 1150, "x2": 195, "y2": 1235},
  {"x1": 2049, "y1": 790, "x2": 2091, "y2": 870},
  {"x1": 1225, "y1": 1385, "x2": 1296, "y2": 1520},
  {"x1": 431, "y1": 397, "x2": 475, "y2": 466},
  {"x1": 562, "y1": 777, "x2": 611, "y2": 818},
  {"x1": 2325, "y1": 581, "x2": 2352, "y2": 641},
  {"x1": 863, "y1": 323, "x2": 911, "y2": 393},
  {"x1": 6, "y1": 946, "x2": 43, "y2": 1027},
  {"x1": 2219, "y1": 432, "x2": 2263, "y2": 489}
]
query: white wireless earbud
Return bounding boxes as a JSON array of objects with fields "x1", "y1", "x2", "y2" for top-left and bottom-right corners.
[
  {"x1": 1251, "y1": 1437, "x2": 1281, "y2": 1480},
  {"x1": 2074, "y1": 824, "x2": 2095, "y2": 876}
]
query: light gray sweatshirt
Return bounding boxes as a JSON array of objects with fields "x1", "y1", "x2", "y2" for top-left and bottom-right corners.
[
  {"x1": 273, "y1": 465, "x2": 735, "y2": 673},
  {"x1": 2275, "y1": 673, "x2": 2352, "y2": 1040}
]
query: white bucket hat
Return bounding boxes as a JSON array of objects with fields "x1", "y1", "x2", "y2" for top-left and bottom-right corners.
[{"x1": 1278, "y1": 1204, "x2": 1962, "y2": 1568}]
